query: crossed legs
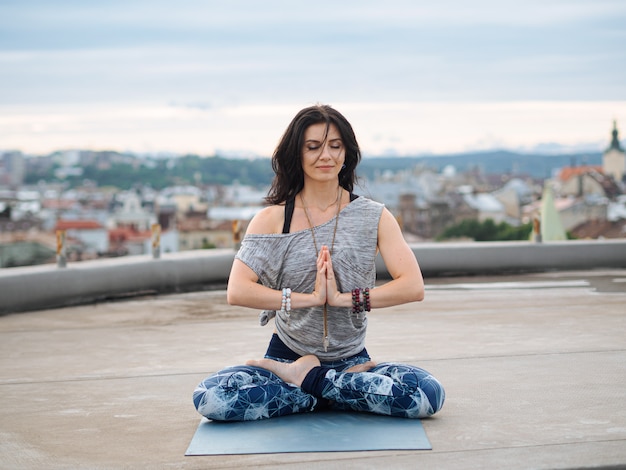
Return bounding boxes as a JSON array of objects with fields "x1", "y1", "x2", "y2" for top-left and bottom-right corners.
[{"x1": 194, "y1": 356, "x2": 444, "y2": 421}]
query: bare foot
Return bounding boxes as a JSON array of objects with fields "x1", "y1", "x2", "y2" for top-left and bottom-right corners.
[
  {"x1": 345, "y1": 360, "x2": 377, "y2": 373},
  {"x1": 246, "y1": 354, "x2": 321, "y2": 387}
]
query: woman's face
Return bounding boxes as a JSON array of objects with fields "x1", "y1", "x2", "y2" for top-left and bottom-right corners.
[{"x1": 301, "y1": 122, "x2": 345, "y2": 183}]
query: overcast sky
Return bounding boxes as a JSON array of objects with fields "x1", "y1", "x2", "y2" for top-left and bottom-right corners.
[{"x1": 1, "y1": 0, "x2": 625, "y2": 157}]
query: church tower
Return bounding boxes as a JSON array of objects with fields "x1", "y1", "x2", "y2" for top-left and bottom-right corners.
[{"x1": 602, "y1": 120, "x2": 625, "y2": 183}]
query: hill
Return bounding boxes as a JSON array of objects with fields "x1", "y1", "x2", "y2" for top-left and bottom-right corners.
[
  {"x1": 359, "y1": 150, "x2": 602, "y2": 180},
  {"x1": 24, "y1": 149, "x2": 603, "y2": 190}
]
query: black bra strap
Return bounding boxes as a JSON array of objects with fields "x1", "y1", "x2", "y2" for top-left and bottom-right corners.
[
  {"x1": 282, "y1": 193, "x2": 359, "y2": 234},
  {"x1": 282, "y1": 198, "x2": 295, "y2": 234}
]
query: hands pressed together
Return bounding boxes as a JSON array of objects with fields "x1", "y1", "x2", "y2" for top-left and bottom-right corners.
[{"x1": 313, "y1": 245, "x2": 342, "y2": 307}]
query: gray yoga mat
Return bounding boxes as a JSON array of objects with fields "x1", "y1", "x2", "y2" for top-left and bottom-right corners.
[{"x1": 185, "y1": 411, "x2": 432, "y2": 455}]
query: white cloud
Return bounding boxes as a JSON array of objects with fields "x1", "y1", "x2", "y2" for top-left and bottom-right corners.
[{"x1": 1, "y1": 101, "x2": 624, "y2": 156}]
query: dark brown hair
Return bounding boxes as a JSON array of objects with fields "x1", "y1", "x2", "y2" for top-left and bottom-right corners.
[{"x1": 265, "y1": 104, "x2": 361, "y2": 205}]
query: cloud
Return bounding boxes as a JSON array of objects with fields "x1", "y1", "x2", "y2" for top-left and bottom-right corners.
[
  {"x1": 1, "y1": 101, "x2": 623, "y2": 156},
  {"x1": 0, "y1": 1, "x2": 624, "y2": 154}
]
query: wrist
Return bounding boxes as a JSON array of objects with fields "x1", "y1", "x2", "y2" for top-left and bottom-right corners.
[
  {"x1": 285, "y1": 291, "x2": 323, "y2": 309},
  {"x1": 343, "y1": 291, "x2": 354, "y2": 308},
  {"x1": 350, "y1": 287, "x2": 371, "y2": 313},
  {"x1": 330, "y1": 292, "x2": 352, "y2": 308}
]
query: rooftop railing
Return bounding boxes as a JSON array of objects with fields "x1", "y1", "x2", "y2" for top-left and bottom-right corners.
[{"x1": 1, "y1": 239, "x2": 625, "y2": 315}]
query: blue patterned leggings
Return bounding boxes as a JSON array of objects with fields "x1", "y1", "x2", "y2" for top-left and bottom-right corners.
[{"x1": 193, "y1": 354, "x2": 445, "y2": 422}]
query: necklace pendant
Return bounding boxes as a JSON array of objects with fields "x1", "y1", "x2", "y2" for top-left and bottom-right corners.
[{"x1": 323, "y1": 336, "x2": 329, "y2": 352}]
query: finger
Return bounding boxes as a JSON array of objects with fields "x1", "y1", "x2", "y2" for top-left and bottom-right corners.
[
  {"x1": 325, "y1": 262, "x2": 334, "y2": 280},
  {"x1": 317, "y1": 255, "x2": 324, "y2": 270},
  {"x1": 322, "y1": 261, "x2": 330, "y2": 279}
]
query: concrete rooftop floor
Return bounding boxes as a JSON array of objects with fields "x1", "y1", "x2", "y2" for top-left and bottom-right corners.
[{"x1": 1, "y1": 269, "x2": 625, "y2": 469}]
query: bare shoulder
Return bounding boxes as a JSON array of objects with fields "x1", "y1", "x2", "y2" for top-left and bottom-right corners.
[
  {"x1": 246, "y1": 204, "x2": 285, "y2": 235},
  {"x1": 378, "y1": 207, "x2": 405, "y2": 243},
  {"x1": 379, "y1": 206, "x2": 401, "y2": 231},
  {"x1": 377, "y1": 206, "x2": 421, "y2": 279}
]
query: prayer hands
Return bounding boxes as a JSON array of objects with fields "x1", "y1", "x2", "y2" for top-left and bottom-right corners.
[{"x1": 315, "y1": 245, "x2": 340, "y2": 306}]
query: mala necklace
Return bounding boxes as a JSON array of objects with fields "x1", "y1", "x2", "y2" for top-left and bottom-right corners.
[{"x1": 300, "y1": 186, "x2": 342, "y2": 351}]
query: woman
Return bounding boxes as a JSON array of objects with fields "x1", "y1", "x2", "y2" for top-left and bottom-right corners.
[{"x1": 193, "y1": 104, "x2": 445, "y2": 421}]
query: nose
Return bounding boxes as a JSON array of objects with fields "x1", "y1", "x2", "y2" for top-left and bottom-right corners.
[{"x1": 320, "y1": 142, "x2": 334, "y2": 159}]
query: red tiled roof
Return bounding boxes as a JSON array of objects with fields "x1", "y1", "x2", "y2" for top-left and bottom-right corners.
[
  {"x1": 43, "y1": 199, "x2": 76, "y2": 210},
  {"x1": 55, "y1": 220, "x2": 103, "y2": 230},
  {"x1": 108, "y1": 227, "x2": 152, "y2": 242},
  {"x1": 559, "y1": 166, "x2": 603, "y2": 181}
]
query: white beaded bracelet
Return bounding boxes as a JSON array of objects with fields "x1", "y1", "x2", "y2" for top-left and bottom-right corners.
[{"x1": 280, "y1": 287, "x2": 292, "y2": 314}]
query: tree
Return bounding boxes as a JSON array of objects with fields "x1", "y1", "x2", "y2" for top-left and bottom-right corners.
[{"x1": 436, "y1": 219, "x2": 533, "y2": 242}]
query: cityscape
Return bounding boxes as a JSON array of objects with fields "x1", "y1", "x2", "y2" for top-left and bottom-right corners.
[{"x1": 1, "y1": 121, "x2": 624, "y2": 269}]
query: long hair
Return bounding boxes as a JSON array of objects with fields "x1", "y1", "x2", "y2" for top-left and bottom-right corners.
[{"x1": 265, "y1": 104, "x2": 361, "y2": 205}]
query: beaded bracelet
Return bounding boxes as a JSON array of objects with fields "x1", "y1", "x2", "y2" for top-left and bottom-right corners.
[
  {"x1": 280, "y1": 287, "x2": 292, "y2": 314},
  {"x1": 363, "y1": 287, "x2": 371, "y2": 312},
  {"x1": 352, "y1": 288, "x2": 363, "y2": 314}
]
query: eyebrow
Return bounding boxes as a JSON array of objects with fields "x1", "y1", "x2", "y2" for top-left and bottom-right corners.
[{"x1": 304, "y1": 137, "x2": 342, "y2": 144}]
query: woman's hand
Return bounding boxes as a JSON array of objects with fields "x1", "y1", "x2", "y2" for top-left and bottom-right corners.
[{"x1": 311, "y1": 245, "x2": 329, "y2": 306}]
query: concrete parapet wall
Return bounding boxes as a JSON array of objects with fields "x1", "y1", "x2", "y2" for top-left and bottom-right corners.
[
  {"x1": 1, "y1": 240, "x2": 625, "y2": 314},
  {"x1": 383, "y1": 239, "x2": 626, "y2": 278},
  {"x1": 0, "y1": 249, "x2": 235, "y2": 315}
]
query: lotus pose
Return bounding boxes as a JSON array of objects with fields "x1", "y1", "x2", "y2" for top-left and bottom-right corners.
[{"x1": 193, "y1": 104, "x2": 445, "y2": 421}]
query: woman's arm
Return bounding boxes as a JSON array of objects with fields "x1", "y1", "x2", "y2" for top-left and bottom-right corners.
[
  {"x1": 226, "y1": 259, "x2": 326, "y2": 310},
  {"x1": 326, "y1": 207, "x2": 424, "y2": 309},
  {"x1": 226, "y1": 205, "x2": 327, "y2": 310},
  {"x1": 370, "y1": 207, "x2": 425, "y2": 307}
]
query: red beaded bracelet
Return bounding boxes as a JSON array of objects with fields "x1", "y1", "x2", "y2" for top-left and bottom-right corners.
[
  {"x1": 352, "y1": 288, "x2": 363, "y2": 314},
  {"x1": 363, "y1": 287, "x2": 371, "y2": 312}
]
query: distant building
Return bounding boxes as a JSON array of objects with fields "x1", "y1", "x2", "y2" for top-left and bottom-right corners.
[
  {"x1": 108, "y1": 226, "x2": 178, "y2": 256},
  {"x1": 492, "y1": 178, "x2": 534, "y2": 224},
  {"x1": 156, "y1": 201, "x2": 177, "y2": 231},
  {"x1": 108, "y1": 227, "x2": 146, "y2": 256},
  {"x1": 557, "y1": 166, "x2": 619, "y2": 199},
  {"x1": 603, "y1": 120, "x2": 625, "y2": 183},
  {"x1": 523, "y1": 192, "x2": 608, "y2": 234},
  {"x1": 0, "y1": 151, "x2": 25, "y2": 188},
  {"x1": 396, "y1": 193, "x2": 429, "y2": 238},
  {"x1": 55, "y1": 219, "x2": 108, "y2": 259},
  {"x1": 459, "y1": 188, "x2": 507, "y2": 224},
  {"x1": 143, "y1": 229, "x2": 178, "y2": 255},
  {"x1": 207, "y1": 206, "x2": 264, "y2": 222},
  {"x1": 178, "y1": 217, "x2": 235, "y2": 250},
  {"x1": 159, "y1": 186, "x2": 208, "y2": 213},
  {"x1": 109, "y1": 191, "x2": 155, "y2": 231}
]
